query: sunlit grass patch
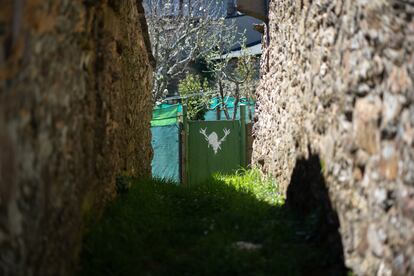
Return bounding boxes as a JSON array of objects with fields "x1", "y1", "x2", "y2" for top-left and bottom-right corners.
[{"x1": 213, "y1": 168, "x2": 284, "y2": 206}]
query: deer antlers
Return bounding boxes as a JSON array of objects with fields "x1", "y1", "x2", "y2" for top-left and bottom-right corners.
[
  {"x1": 199, "y1": 127, "x2": 231, "y2": 144},
  {"x1": 219, "y1": 128, "x2": 231, "y2": 143},
  {"x1": 199, "y1": 128, "x2": 208, "y2": 140}
]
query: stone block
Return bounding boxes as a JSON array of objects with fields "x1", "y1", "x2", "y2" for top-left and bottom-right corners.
[{"x1": 353, "y1": 97, "x2": 382, "y2": 155}]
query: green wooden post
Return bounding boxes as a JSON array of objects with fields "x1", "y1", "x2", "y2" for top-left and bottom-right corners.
[
  {"x1": 182, "y1": 105, "x2": 188, "y2": 129},
  {"x1": 240, "y1": 104, "x2": 247, "y2": 168},
  {"x1": 182, "y1": 105, "x2": 188, "y2": 185}
]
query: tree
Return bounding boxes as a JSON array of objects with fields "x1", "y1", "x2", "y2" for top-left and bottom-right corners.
[
  {"x1": 144, "y1": 0, "x2": 237, "y2": 102},
  {"x1": 205, "y1": 35, "x2": 258, "y2": 120}
]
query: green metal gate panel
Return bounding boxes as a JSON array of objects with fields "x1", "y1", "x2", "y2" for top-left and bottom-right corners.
[{"x1": 186, "y1": 120, "x2": 242, "y2": 185}]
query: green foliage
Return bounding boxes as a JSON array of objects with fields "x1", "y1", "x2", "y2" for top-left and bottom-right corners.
[
  {"x1": 320, "y1": 158, "x2": 326, "y2": 175},
  {"x1": 178, "y1": 74, "x2": 211, "y2": 120},
  {"x1": 79, "y1": 171, "x2": 346, "y2": 276},
  {"x1": 214, "y1": 168, "x2": 284, "y2": 206},
  {"x1": 115, "y1": 175, "x2": 133, "y2": 195}
]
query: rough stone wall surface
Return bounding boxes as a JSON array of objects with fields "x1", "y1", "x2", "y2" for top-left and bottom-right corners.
[
  {"x1": 252, "y1": 0, "x2": 414, "y2": 274},
  {"x1": 0, "y1": 0, "x2": 153, "y2": 275}
]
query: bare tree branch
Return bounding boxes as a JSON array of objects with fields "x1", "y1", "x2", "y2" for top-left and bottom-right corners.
[{"x1": 144, "y1": 0, "x2": 235, "y2": 102}]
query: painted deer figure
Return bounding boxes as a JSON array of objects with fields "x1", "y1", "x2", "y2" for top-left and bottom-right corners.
[{"x1": 199, "y1": 128, "x2": 231, "y2": 154}]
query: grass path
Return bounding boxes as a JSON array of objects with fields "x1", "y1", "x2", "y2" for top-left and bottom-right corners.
[{"x1": 79, "y1": 171, "x2": 344, "y2": 276}]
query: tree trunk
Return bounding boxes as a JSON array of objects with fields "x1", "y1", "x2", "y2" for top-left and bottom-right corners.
[
  {"x1": 232, "y1": 83, "x2": 240, "y2": 120},
  {"x1": 179, "y1": 0, "x2": 184, "y2": 15},
  {"x1": 219, "y1": 80, "x2": 231, "y2": 120}
]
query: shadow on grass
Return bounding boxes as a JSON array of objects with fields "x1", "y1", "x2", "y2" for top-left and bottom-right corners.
[
  {"x1": 286, "y1": 153, "x2": 348, "y2": 275},
  {"x1": 78, "y1": 174, "x2": 346, "y2": 276}
]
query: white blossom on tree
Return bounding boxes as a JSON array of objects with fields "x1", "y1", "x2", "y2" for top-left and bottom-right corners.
[{"x1": 143, "y1": 0, "x2": 238, "y2": 102}]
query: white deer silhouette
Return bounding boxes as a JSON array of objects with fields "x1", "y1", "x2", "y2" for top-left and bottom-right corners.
[{"x1": 199, "y1": 128, "x2": 231, "y2": 154}]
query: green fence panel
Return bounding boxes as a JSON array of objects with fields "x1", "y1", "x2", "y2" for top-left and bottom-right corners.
[
  {"x1": 151, "y1": 124, "x2": 181, "y2": 183},
  {"x1": 151, "y1": 97, "x2": 255, "y2": 124},
  {"x1": 187, "y1": 120, "x2": 242, "y2": 185},
  {"x1": 203, "y1": 105, "x2": 255, "y2": 121},
  {"x1": 151, "y1": 105, "x2": 179, "y2": 127}
]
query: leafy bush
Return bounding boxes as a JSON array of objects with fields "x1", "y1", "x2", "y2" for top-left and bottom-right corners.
[{"x1": 178, "y1": 74, "x2": 211, "y2": 120}]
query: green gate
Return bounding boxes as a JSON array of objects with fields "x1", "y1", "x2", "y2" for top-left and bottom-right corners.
[{"x1": 183, "y1": 106, "x2": 248, "y2": 185}]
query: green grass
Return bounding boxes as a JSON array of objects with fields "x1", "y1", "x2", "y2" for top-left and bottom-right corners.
[
  {"x1": 214, "y1": 169, "x2": 284, "y2": 206},
  {"x1": 78, "y1": 170, "x2": 343, "y2": 276}
]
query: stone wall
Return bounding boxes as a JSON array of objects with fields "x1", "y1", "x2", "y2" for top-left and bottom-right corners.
[
  {"x1": 0, "y1": 0, "x2": 153, "y2": 275},
  {"x1": 252, "y1": 0, "x2": 414, "y2": 274}
]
